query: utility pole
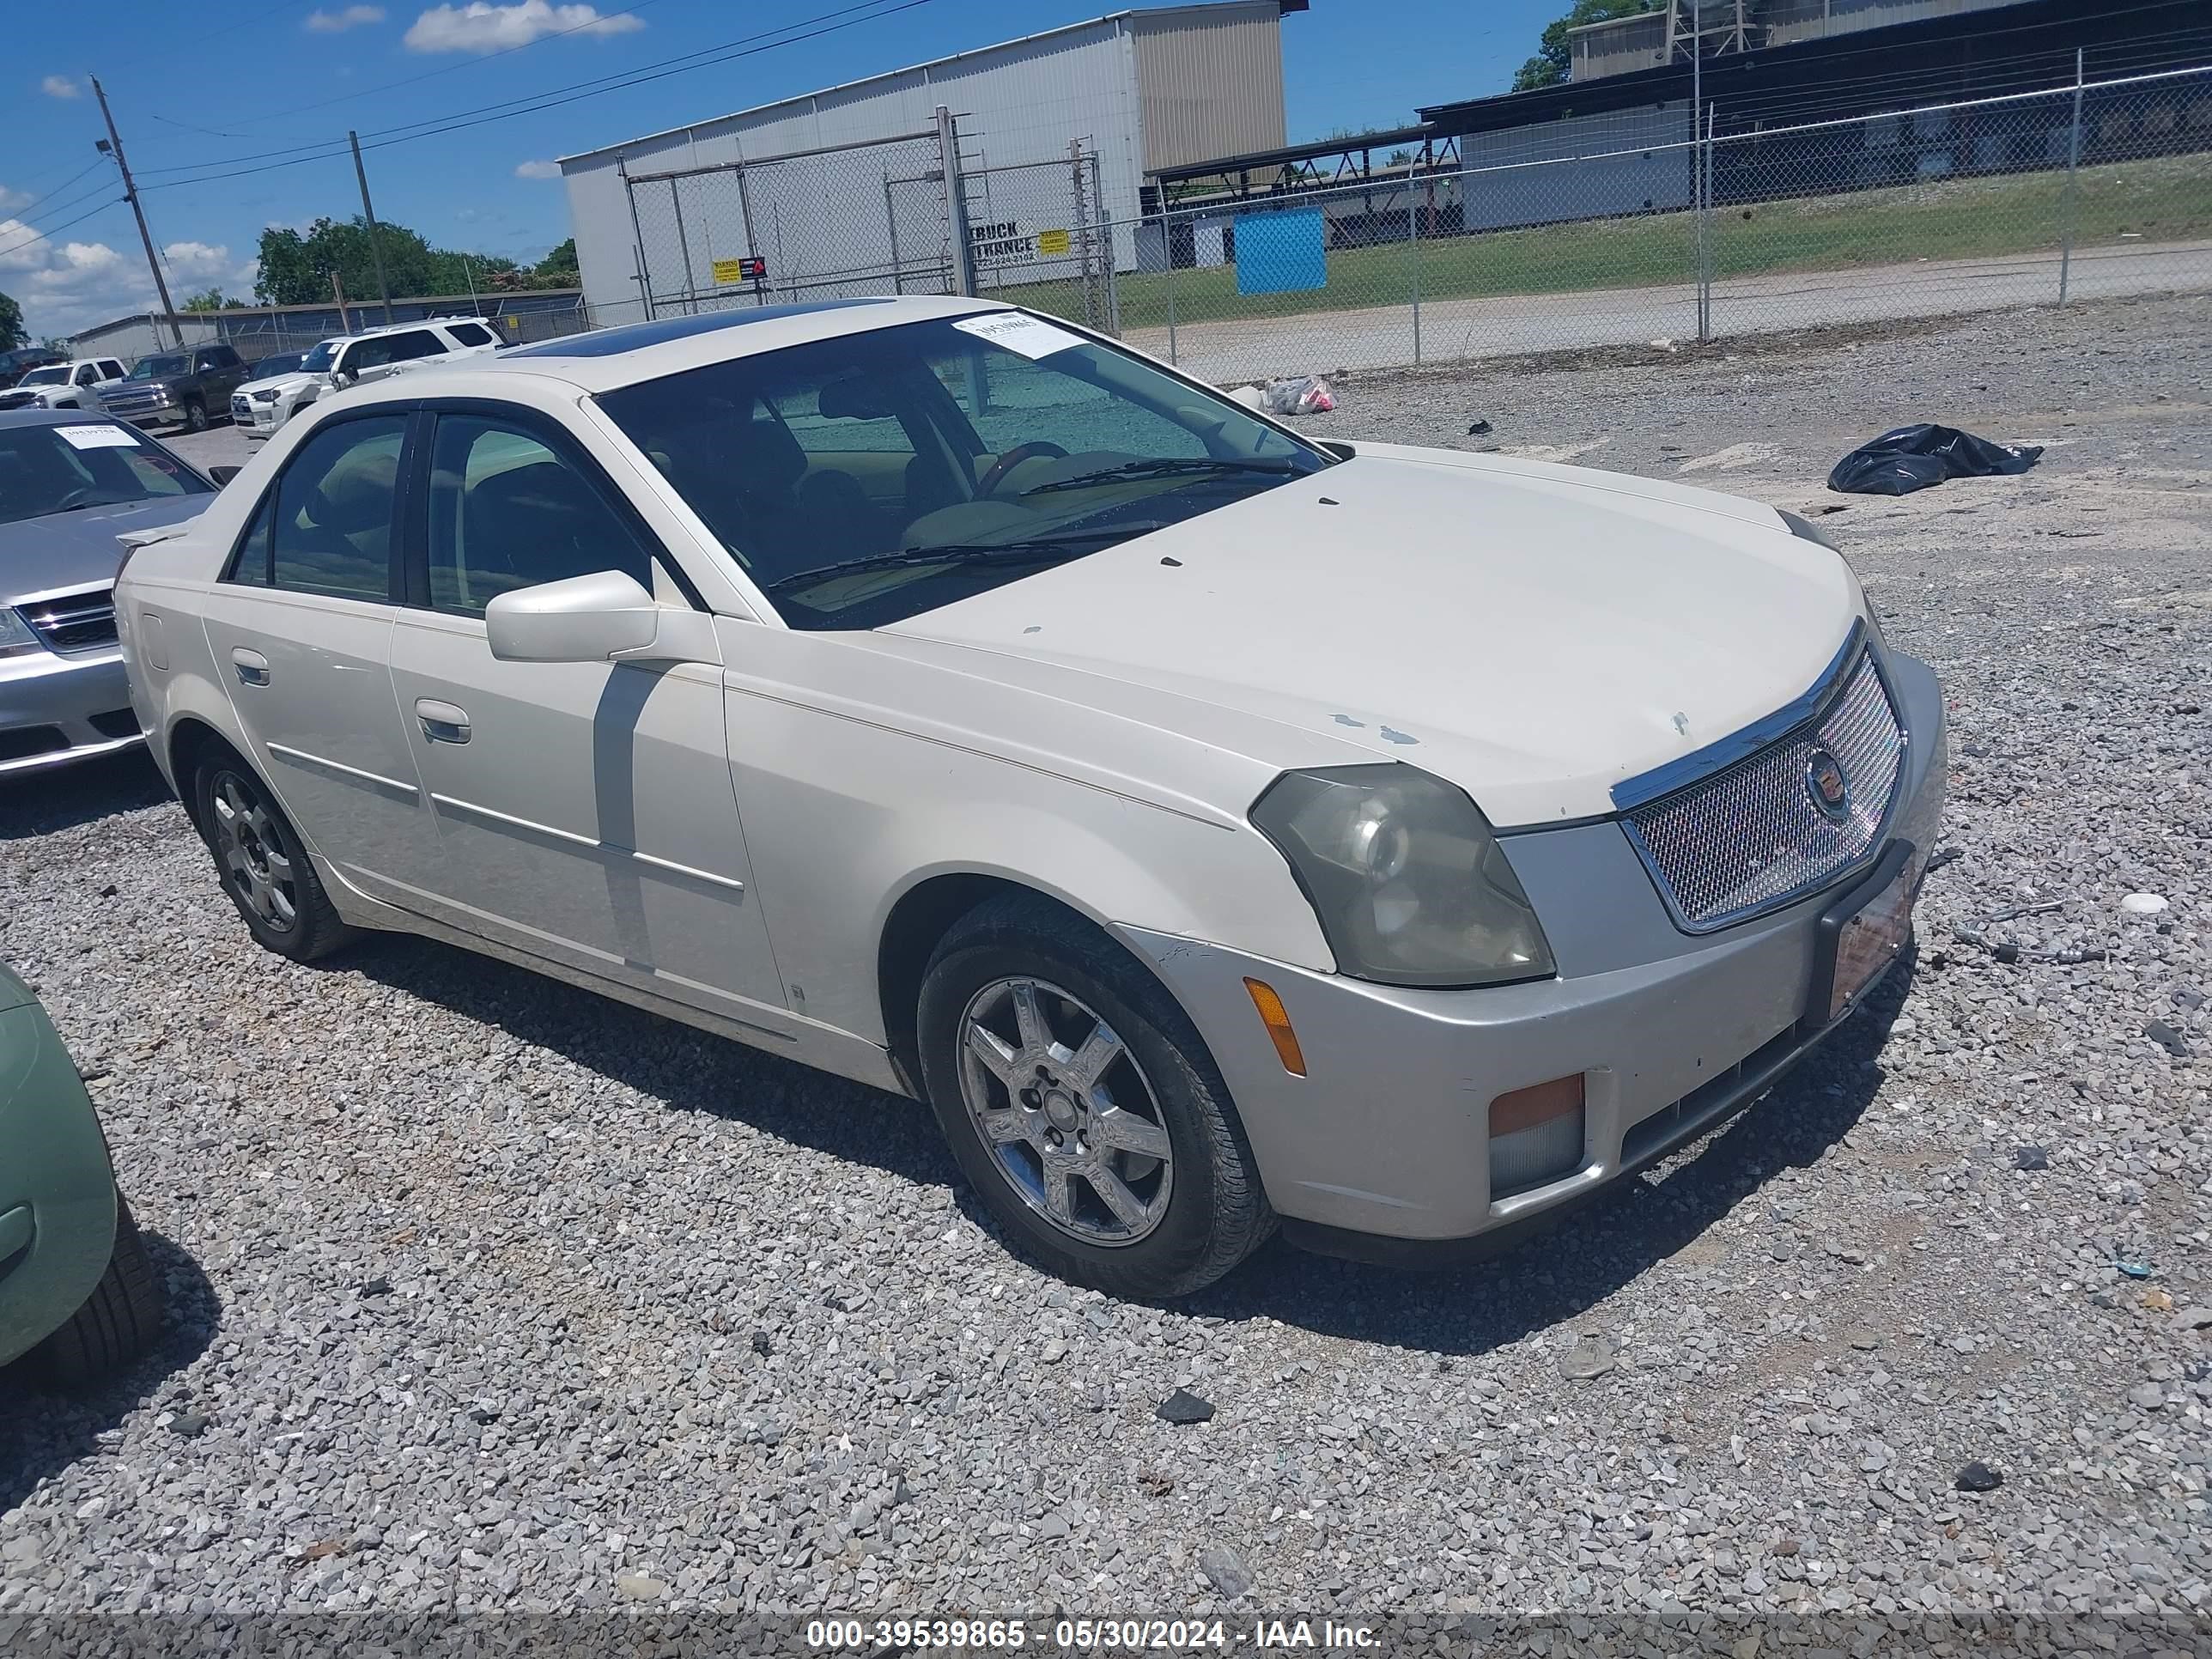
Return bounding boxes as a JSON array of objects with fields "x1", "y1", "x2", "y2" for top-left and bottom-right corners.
[
  {"x1": 349, "y1": 131, "x2": 394, "y2": 326},
  {"x1": 90, "y1": 76, "x2": 183, "y2": 348}
]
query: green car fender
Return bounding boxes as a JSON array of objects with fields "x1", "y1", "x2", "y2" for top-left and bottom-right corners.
[{"x1": 0, "y1": 964, "x2": 119, "y2": 1372}]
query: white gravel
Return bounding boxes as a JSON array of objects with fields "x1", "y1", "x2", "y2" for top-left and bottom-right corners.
[{"x1": 3, "y1": 294, "x2": 2208, "y2": 1637}]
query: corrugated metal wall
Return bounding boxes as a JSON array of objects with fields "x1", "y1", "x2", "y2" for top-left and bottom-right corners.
[{"x1": 1131, "y1": 3, "x2": 1287, "y2": 173}]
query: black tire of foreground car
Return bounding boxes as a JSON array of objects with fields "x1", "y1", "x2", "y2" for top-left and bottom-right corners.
[
  {"x1": 917, "y1": 894, "x2": 1273, "y2": 1298},
  {"x1": 192, "y1": 759, "x2": 355, "y2": 962},
  {"x1": 34, "y1": 1194, "x2": 163, "y2": 1386}
]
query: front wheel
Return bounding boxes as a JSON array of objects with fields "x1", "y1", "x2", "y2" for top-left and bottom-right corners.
[
  {"x1": 917, "y1": 895, "x2": 1273, "y2": 1298},
  {"x1": 192, "y1": 759, "x2": 354, "y2": 961},
  {"x1": 181, "y1": 398, "x2": 208, "y2": 433},
  {"x1": 34, "y1": 1194, "x2": 162, "y2": 1386}
]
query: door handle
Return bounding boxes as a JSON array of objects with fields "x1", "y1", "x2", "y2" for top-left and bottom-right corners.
[
  {"x1": 416, "y1": 698, "x2": 471, "y2": 744},
  {"x1": 231, "y1": 647, "x2": 270, "y2": 687}
]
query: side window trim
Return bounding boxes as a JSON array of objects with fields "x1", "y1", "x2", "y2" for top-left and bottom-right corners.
[
  {"x1": 411, "y1": 398, "x2": 706, "y2": 614},
  {"x1": 219, "y1": 404, "x2": 422, "y2": 598}
]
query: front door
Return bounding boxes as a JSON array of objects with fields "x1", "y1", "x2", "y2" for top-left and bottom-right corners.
[
  {"x1": 198, "y1": 410, "x2": 445, "y2": 905},
  {"x1": 382, "y1": 407, "x2": 784, "y2": 1019}
]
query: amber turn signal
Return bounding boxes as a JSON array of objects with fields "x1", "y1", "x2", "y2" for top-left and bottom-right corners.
[{"x1": 1242, "y1": 977, "x2": 1307, "y2": 1077}]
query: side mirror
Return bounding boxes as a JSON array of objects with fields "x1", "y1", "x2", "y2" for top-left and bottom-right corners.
[
  {"x1": 485, "y1": 569, "x2": 684, "y2": 665},
  {"x1": 208, "y1": 465, "x2": 241, "y2": 485},
  {"x1": 331, "y1": 367, "x2": 355, "y2": 388}
]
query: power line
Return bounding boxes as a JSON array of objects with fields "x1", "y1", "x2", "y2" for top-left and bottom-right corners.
[
  {"x1": 138, "y1": 0, "x2": 933, "y2": 190},
  {"x1": 0, "y1": 197, "x2": 125, "y2": 264},
  {"x1": 0, "y1": 159, "x2": 107, "y2": 223},
  {"x1": 232, "y1": 0, "x2": 681, "y2": 131}
]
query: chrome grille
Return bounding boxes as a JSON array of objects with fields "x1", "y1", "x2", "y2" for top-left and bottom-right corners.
[
  {"x1": 1624, "y1": 652, "x2": 1904, "y2": 932},
  {"x1": 20, "y1": 587, "x2": 118, "y2": 655}
]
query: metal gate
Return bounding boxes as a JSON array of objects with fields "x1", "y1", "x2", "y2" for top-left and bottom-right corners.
[
  {"x1": 623, "y1": 125, "x2": 957, "y2": 318},
  {"x1": 622, "y1": 118, "x2": 1121, "y2": 335},
  {"x1": 960, "y1": 146, "x2": 1119, "y2": 332}
]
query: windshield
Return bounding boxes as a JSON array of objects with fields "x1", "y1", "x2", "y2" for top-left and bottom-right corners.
[
  {"x1": 130, "y1": 355, "x2": 188, "y2": 380},
  {"x1": 0, "y1": 422, "x2": 212, "y2": 526},
  {"x1": 248, "y1": 355, "x2": 303, "y2": 380},
  {"x1": 299, "y1": 340, "x2": 343, "y2": 374},
  {"x1": 18, "y1": 368, "x2": 67, "y2": 387},
  {"x1": 597, "y1": 313, "x2": 1329, "y2": 629}
]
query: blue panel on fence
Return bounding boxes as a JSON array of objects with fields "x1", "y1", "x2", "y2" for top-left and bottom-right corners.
[{"x1": 1234, "y1": 208, "x2": 1326, "y2": 295}]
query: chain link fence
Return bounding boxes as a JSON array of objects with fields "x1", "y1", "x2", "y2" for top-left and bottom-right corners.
[
  {"x1": 623, "y1": 129, "x2": 957, "y2": 315},
  {"x1": 591, "y1": 68, "x2": 2208, "y2": 386},
  {"x1": 989, "y1": 64, "x2": 2211, "y2": 386}
]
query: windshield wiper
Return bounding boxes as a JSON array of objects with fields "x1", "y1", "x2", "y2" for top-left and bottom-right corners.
[
  {"x1": 764, "y1": 523, "x2": 1168, "y2": 593},
  {"x1": 1020, "y1": 457, "x2": 1302, "y2": 495}
]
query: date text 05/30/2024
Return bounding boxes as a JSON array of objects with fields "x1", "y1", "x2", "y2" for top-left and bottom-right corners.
[{"x1": 805, "y1": 1618, "x2": 1380, "y2": 1651}]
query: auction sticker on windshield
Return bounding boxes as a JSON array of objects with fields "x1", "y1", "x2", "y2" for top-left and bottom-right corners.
[
  {"x1": 951, "y1": 313, "x2": 1084, "y2": 360},
  {"x1": 55, "y1": 424, "x2": 140, "y2": 450}
]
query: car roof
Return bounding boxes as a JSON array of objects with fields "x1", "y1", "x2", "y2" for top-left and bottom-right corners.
[{"x1": 473, "y1": 294, "x2": 1008, "y2": 393}]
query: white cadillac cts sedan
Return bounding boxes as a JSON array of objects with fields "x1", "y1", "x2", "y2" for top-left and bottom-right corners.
[{"x1": 114, "y1": 296, "x2": 1944, "y2": 1297}]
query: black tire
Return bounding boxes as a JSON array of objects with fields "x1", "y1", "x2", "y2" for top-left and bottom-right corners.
[
  {"x1": 916, "y1": 893, "x2": 1273, "y2": 1298},
  {"x1": 192, "y1": 757, "x2": 355, "y2": 961},
  {"x1": 181, "y1": 398, "x2": 209, "y2": 433},
  {"x1": 34, "y1": 1194, "x2": 163, "y2": 1386}
]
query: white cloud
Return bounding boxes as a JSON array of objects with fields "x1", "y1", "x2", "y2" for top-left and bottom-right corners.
[
  {"x1": 41, "y1": 75, "x2": 81, "y2": 99},
  {"x1": 0, "y1": 185, "x2": 30, "y2": 212},
  {"x1": 0, "y1": 215, "x2": 167, "y2": 338},
  {"x1": 306, "y1": 3, "x2": 387, "y2": 30},
  {"x1": 161, "y1": 240, "x2": 233, "y2": 283},
  {"x1": 514, "y1": 159, "x2": 562, "y2": 179},
  {"x1": 405, "y1": 0, "x2": 642, "y2": 54}
]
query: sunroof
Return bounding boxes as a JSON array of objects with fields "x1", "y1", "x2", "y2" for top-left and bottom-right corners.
[{"x1": 505, "y1": 299, "x2": 898, "y2": 358}]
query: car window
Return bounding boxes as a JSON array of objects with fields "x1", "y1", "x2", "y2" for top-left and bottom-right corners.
[
  {"x1": 0, "y1": 422, "x2": 210, "y2": 526},
  {"x1": 267, "y1": 415, "x2": 407, "y2": 602},
  {"x1": 205, "y1": 346, "x2": 240, "y2": 368},
  {"x1": 101, "y1": 361, "x2": 125, "y2": 380},
  {"x1": 445, "y1": 322, "x2": 495, "y2": 348},
  {"x1": 75, "y1": 365, "x2": 99, "y2": 386},
  {"x1": 228, "y1": 495, "x2": 274, "y2": 586},
  {"x1": 598, "y1": 314, "x2": 1325, "y2": 629},
  {"x1": 424, "y1": 413, "x2": 653, "y2": 618}
]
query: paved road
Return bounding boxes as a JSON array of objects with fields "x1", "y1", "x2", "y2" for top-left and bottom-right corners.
[{"x1": 1127, "y1": 238, "x2": 2212, "y2": 384}]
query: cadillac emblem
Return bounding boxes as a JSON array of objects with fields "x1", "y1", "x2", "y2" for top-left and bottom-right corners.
[{"x1": 1805, "y1": 748, "x2": 1851, "y2": 822}]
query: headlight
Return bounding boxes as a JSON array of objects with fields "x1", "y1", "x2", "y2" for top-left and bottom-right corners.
[
  {"x1": 252, "y1": 387, "x2": 282, "y2": 404},
  {"x1": 0, "y1": 609, "x2": 47, "y2": 660},
  {"x1": 1251, "y1": 764, "x2": 1554, "y2": 988}
]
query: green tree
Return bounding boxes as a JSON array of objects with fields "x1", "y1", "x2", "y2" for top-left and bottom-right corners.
[
  {"x1": 181, "y1": 287, "x2": 242, "y2": 311},
  {"x1": 1514, "y1": 0, "x2": 1660, "y2": 91},
  {"x1": 0, "y1": 290, "x2": 26, "y2": 351},
  {"x1": 254, "y1": 216, "x2": 560, "y2": 305},
  {"x1": 532, "y1": 237, "x2": 578, "y2": 287}
]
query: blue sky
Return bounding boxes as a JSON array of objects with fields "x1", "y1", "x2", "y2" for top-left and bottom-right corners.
[{"x1": 3, "y1": 0, "x2": 1556, "y2": 340}]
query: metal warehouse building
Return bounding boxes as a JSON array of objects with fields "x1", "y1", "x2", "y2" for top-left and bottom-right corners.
[{"x1": 558, "y1": 0, "x2": 1298, "y2": 323}]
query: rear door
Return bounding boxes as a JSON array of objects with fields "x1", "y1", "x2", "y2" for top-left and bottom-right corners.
[
  {"x1": 198, "y1": 409, "x2": 447, "y2": 904},
  {"x1": 382, "y1": 400, "x2": 781, "y2": 1015}
]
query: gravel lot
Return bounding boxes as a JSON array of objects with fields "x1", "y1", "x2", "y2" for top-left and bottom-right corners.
[{"x1": 3, "y1": 295, "x2": 2209, "y2": 1638}]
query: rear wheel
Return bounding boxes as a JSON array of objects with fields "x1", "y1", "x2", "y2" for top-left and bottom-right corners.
[
  {"x1": 917, "y1": 895, "x2": 1272, "y2": 1298},
  {"x1": 34, "y1": 1194, "x2": 162, "y2": 1387},
  {"x1": 181, "y1": 398, "x2": 208, "y2": 433},
  {"x1": 193, "y1": 760, "x2": 353, "y2": 961}
]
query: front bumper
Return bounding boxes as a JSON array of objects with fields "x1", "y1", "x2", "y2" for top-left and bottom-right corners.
[
  {"x1": 0, "y1": 650, "x2": 143, "y2": 775},
  {"x1": 1116, "y1": 649, "x2": 1947, "y2": 1253},
  {"x1": 0, "y1": 998, "x2": 119, "y2": 1370}
]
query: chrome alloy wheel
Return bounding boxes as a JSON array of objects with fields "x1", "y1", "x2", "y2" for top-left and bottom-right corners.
[
  {"x1": 210, "y1": 771, "x2": 298, "y2": 934},
  {"x1": 956, "y1": 976, "x2": 1174, "y2": 1247}
]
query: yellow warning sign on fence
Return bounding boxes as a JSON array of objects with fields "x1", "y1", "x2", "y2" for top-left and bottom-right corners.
[
  {"x1": 1036, "y1": 228, "x2": 1071, "y2": 257},
  {"x1": 711, "y1": 258, "x2": 747, "y2": 285}
]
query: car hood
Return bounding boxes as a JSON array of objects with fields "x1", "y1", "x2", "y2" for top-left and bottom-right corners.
[
  {"x1": 884, "y1": 446, "x2": 1862, "y2": 828},
  {"x1": 1, "y1": 493, "x2": 216, "y2": 597},
  {"x1": 237, "y1": 372, "x2": 318, "y2": 398}
]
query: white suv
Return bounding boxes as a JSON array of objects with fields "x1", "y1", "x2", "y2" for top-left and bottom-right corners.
[
  {"x1": 230, "y1": 317, "x2": 503, "y2": 441},
  {"x1": 0, "y1": 356, "x2": 131, "y2": 413}
]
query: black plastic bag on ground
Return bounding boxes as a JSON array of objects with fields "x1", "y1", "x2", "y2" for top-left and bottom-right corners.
[{"x1": 1826, "y1": 423, "x2": 2043, "y2": 496}]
